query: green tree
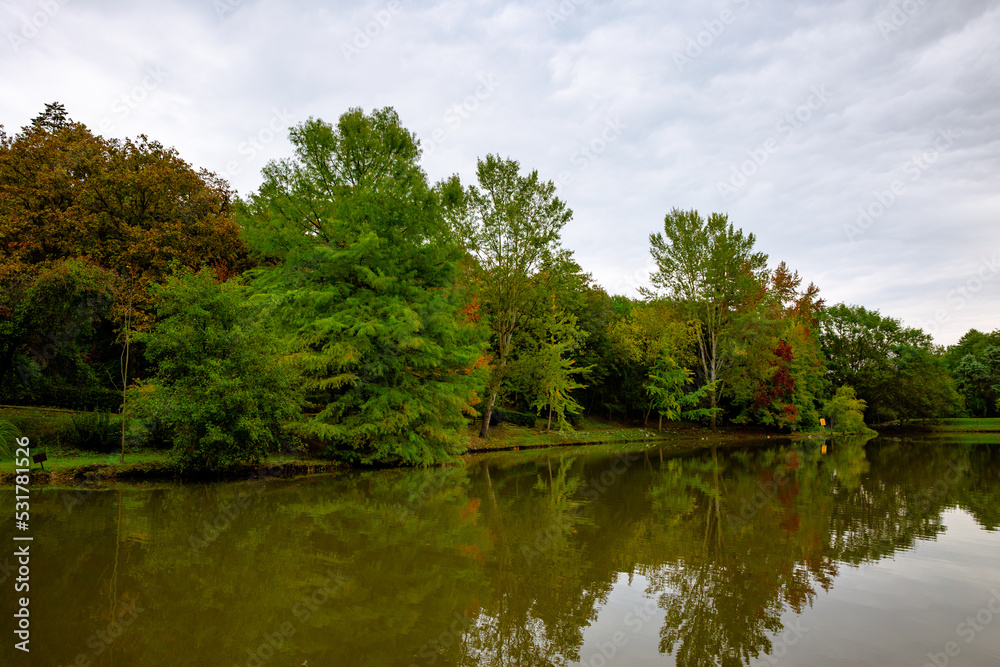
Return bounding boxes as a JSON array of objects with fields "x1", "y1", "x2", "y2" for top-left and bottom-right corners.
[
  {"x1": 822, "y1": 386, "x2": 875, "y2": 435},
  {"x1": 819, "y1": 304, "x2": 960, "y2": 422},
  {"x1": 607, "y1": 300, "x2": 699, "y2": 425},
  {"x1": 952, "y1": 348, "x2": 1000, "y2": 417},
  {"x1": 522, "y1": 305, "x2": 590, "y2": 432},
  {"x1": 0, "y1": 259, "x2": 116, "y2": 409},
  {"x1": 134, "y1": 268, "x2": 301, "y2": 471},
  {"x1": 644, "y1": 209, "x2": 769, "y2": 429},
  {"x1": 943, "y1": 328, "x2": 1000, "y2": 370},
  {"x1": 645, "y1": 357, "x2": 719, "y2": 429},
  {"x1": 459, "y1": 154, "x2": 575, "y2": 438},
  {"x1": 239, "y1": 108, "x2": 487, "y2": 465},
  {"x1": 0, "y1": 103, "x2": 250, "y2": 408}
]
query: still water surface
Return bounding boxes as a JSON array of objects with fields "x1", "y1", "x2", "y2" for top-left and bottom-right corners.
[{"x1": 3, "y1": 436, "x2": 1000, "y2": 666}]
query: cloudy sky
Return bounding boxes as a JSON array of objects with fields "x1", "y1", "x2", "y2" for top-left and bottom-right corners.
[{"x1": 2, "y1": 0, "x2": 998, "y2": 345}]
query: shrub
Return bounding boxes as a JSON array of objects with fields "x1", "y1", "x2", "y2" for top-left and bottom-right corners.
[
  {"x1": 142, "y1": 417, "x2": 174, "y2": 451},
  {"x1": 135, "y1": 268, "x2": 301, "y2": 472},
  {"x1": 493, "y1": 409, "x2": 537, "y2": 428},
  {"x1": 0, "y1": 419, "x2": 22, "y2": 459},
  {"x1": 71, "y1": 411, "x2": 120, "y2": 452},
  {"x1": 823, "y1": 386, "x2": 876, "y2": 435}
]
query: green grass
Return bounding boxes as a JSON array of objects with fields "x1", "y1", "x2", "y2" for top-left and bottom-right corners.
[
  {"x1": 0, "y1": 405, "x2": 78, "y2": 451},
  {"x1": 0, "y1": 404, "x2": 155, "y2": 455},
  {"x1": 465, "y1": 415, "x2": 723, "y2": 451},
  {"x1": 924, "y1": 418, "x2": 1000, "y2": 433},
  {"x1": 0, "y1": 450, "x2": 169, "y2": 475}
]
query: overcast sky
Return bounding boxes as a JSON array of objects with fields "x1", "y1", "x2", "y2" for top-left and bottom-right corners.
[{"x1": 2, "y1": 0, "x2": 998, "y2": 345}]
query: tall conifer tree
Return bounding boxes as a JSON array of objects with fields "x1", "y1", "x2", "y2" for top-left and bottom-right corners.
[{"x1": 239, "y1": 108, "x2": 486, "y2": 465}]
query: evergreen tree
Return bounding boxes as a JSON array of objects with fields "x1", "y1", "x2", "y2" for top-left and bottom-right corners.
[
  {"x1": 645, "y1": 357, "x2": 719, "y2": 429},
  {"x1": 239, "y1": 108, "x2": 487, "y2": 465},
  {"x1": 522, "y1": 304, "x2": 590, "y2": 432}
]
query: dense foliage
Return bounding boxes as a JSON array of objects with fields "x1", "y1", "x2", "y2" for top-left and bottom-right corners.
[
  {"x1": 1, "y1": 101, "x2": 983, "y2": 469},
  {"x1": 0, "y1": 102, "x2": 250, "y2": 412},
  {"x1": 819, "y1": 304, "x2": 961, "y2": 423},
  {"x1": 132, "y1": 268, "x2": 300, "y2": 471},
  {"x1": 237, "y1": 109, "x2": 488, "y2": 465}
]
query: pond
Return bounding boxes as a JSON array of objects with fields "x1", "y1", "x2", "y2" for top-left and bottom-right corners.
[{"x1": 3, "y1": 436, "x2": 1000, "y2": 666}]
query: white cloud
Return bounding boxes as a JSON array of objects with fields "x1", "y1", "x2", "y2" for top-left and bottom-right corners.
[{"x1": 1, "y1": 0, "x2": 997, "y2": 344}]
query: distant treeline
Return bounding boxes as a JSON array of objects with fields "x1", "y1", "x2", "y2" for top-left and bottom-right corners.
[{"x1": 1, "y1": 103, "x2": 996, "y2": 467}]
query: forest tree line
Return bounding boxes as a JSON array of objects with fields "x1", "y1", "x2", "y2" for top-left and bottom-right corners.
[{"x1": 1, "y1": 103, "x2": 997, "y2": 467}]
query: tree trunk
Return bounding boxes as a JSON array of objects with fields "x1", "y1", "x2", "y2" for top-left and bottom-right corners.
[
  {"x1": 480, "y1": 390, "x2": 498, "y2": 439},
  {"x1": 710, "y1": 388, "x2": 718, "y2": 431},
  {"x1": 119, "y1": 291, "x2": 133, "y2": 464},
  {"x1": 547, "y1": 405, "x2": 552, "y2": 432},
  {"x1": 658, "y1": 413, "x2": 663, "y2": 432},
  {"x1": 120, "y1": 335, "x2": 129, "y2": 464}
]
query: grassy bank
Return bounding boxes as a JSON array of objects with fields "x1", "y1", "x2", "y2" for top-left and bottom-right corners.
[
  {"x1": 10, "y1": 406, "x2": 983, "y2": 487},
  {"x1": 463, "y1": 416, "x2": 757, "y2": 452},
  {"x1": 923, "y1": 418, "x2": 1000, "y2": 433},
  {"x1": 0, "y1": 451, "x2": 342, "y2": 487},
  {"x1": 0, "y1": 405, "x2": 342, "y2": 486}
]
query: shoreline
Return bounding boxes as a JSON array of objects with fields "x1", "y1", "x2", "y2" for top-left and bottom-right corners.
[
  {"x1": 1, "y1": 423, "x2": 841, "y2": 488},
  {"x1": 4, "y1": 416, "x2": 995, "y2": 488}
]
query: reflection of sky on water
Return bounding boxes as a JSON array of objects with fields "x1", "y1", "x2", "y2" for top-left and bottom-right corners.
[
  {"x1": 575, "y1": 573, "x2": 670, "y2": 666},
  {"x1": 6, "y1": 438, "x2": 1000, "y2": 666},
  {"x1": 573, "y1": 509, "x2": 1000, "y2": 666}
]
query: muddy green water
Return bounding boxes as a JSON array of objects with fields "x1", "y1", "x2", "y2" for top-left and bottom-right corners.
[{"x1": 2, "y1": 436, "x2": 1000, "y2": 666}]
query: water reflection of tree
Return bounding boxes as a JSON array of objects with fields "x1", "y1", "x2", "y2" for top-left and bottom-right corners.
[
  {"x1": 17, "y1": 438, "x2": 1000, "y2": 667},
  {"x1": 453, "y1": 456, "x2": 602, "y2": 667},
  {"x1": 638, "y1": 446, "x2": 819, "y2": 667}
]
